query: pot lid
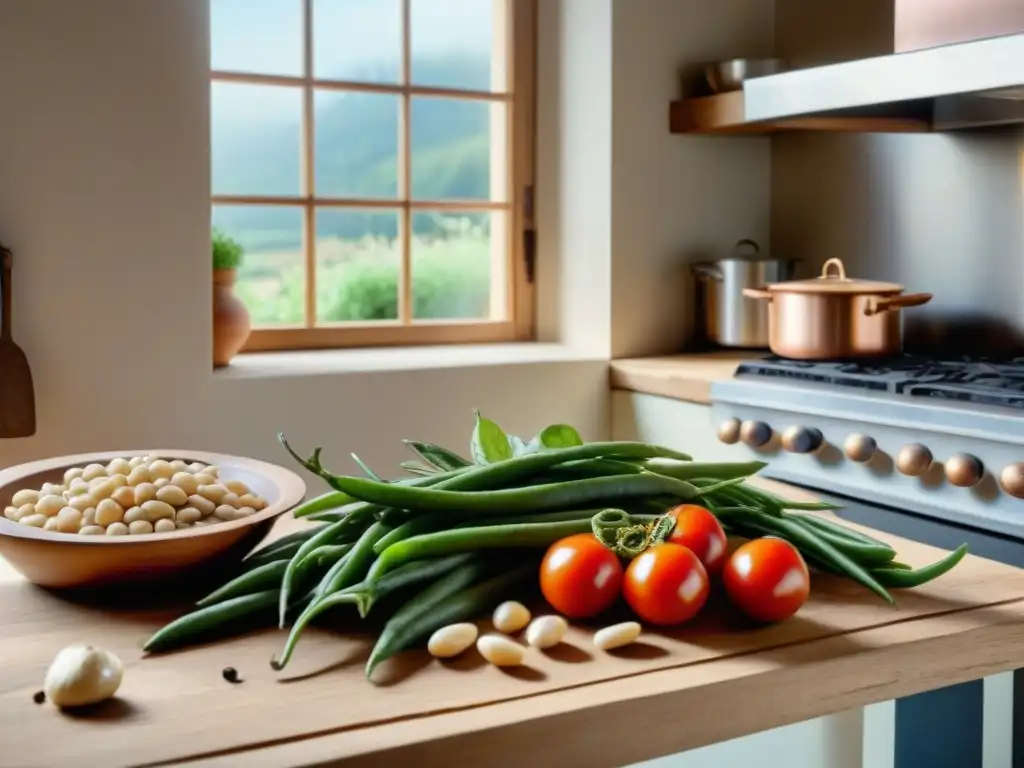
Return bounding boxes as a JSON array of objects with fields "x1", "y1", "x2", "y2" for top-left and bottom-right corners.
[{"x1": 766, "y1": 258, "x2": 905, "y2": 294}]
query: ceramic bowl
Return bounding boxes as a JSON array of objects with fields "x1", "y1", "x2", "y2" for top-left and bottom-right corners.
[{"x1": 0, "y1": 449, "x2": 306, "y2": 588}]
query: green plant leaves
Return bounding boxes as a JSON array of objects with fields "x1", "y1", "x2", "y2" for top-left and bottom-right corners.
[
  {"x1": 470, "y1": 410, "x2": 514, "y2": 465},
  {"x1": 536, "y1": 424, "x2": 584, "y2": 449}
]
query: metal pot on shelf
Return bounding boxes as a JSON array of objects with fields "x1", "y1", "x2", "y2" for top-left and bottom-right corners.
[
  {"x1": 742, "y1": 258, "x2": 933, "y2": 360},
  {"x1": 692, "y1": 239, "x2": 797, "y2": 349}
]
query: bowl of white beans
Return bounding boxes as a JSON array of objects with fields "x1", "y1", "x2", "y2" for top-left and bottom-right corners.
[{"x1": 0, "y1": 450, "x2": 306, "y2": 588}]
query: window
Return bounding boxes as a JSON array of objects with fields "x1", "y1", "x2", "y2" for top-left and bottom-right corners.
[{"x1": 210, "y1": 0, "x2": 536, "y2": 351}]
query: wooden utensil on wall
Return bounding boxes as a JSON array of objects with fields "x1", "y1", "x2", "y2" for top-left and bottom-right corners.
[{"x1": 0, "y1": 245, "x2": 36, "y2": 437}]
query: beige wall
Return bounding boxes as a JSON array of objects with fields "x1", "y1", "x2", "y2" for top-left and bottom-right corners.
[{"x1": 0, "y1": 0, "x2": 608, "y2": 481}]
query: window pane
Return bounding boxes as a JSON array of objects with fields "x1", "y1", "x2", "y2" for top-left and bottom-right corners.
[
  {"x1": 411, "y1": 0, "x2": 500, "y2": 91},
  {"x1": 316, "y1": 209, "x2": 400, "y2": 322},
  {"x1": 412, "y1": 211, "x2": 498, "y2": 320},
  {"x1": 212, "y1": 83, "x2": 302, "y2": 196},
  {"x1": 315, "y1": 91, "x2": 399, "y2": 199},
  {"x1": 411, "y1": 98, "x2": 504, "y2": 201},
  {"x1": 211, "y1": 0, "x2": 303, "y2": 77},
  {"x1": 313, "y1": 0, "x2": 401, "y2": 84},
  {"x1": 213, "y1": 206, "x2": 305, "y2": 327}
]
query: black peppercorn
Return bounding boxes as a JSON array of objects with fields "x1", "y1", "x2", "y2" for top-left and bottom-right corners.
[{"x1": 222, "y1": 667, "x2": 243, "y2": 684}]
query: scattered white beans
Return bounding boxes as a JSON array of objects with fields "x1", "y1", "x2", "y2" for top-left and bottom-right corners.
[
  {"x1": 44, "y1": 644, "x2": 123, "y2": 708},
  {"x1": 493, "y1": 601, "x2": 532, "y2": 634},
  {"x1": 593, "y1": 621, "x2": 642, "y2": 651},
  {"x1": 476, "y1": 634, "x2": 526, "y2": 667},
  {"x1": 428, "y1": 623, "x2": 479, "y2": 658},
  {"x1": 525, "y1": 615, "x2": 568, "y2": 649},
  {"x1": 4, "y1": 457, "x2": 268, "y2": 537}
]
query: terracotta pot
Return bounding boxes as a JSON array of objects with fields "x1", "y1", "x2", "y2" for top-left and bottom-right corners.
[{"x1": 212, "y1": 268, "x2": 251, "y2": 367}]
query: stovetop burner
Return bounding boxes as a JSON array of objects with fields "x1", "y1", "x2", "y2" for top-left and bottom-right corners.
[{"x1": 735, "y1": 355, "x2": 1024, "y2": 410}]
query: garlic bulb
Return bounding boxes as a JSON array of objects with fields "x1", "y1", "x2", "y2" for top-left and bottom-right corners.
[{"x1": 43, "y1": 644, "x2": 123, "y2": 708}]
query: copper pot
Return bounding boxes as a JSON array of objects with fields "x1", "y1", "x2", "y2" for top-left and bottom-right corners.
[{"x1": 742, "y1": 258, "x2": 932, "y2": 360}]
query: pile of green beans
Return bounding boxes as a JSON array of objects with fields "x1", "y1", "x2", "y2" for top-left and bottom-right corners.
[{"x1": 140, "y1": 436, "x2": 967, "y2": 681}]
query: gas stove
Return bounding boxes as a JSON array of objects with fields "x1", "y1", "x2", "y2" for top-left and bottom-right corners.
[{"x1": 710, "y1": 355, "x2": 1024, "y2": 537}]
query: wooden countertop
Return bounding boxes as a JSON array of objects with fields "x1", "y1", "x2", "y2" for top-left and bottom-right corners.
[
  {"x1": 3, "y1": 483, "x2": 1024, "y2": 767},
  {"x1": 610, "y1": 352, "x2": 752, "y2": 405}
]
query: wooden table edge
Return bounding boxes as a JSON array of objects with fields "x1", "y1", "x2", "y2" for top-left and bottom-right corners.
[
  {"x1": 609, "y1": 353, "x2": 751, "y2": 406},
  {"x1": 183, "y1": 597, "x2": 1024, "y2": 768}
]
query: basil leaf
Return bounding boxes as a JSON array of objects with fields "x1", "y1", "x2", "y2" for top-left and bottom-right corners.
[
  {"x1": 470, "y1": 410, "x2": 513, "y2": 464},
  {"x1": 402, "y1": 440, "x2": 472, "y2": 471},
  {"x1": 508, "y1": 435, "x2": 534, "y2": 457},
  {"x1": 537, "y1": 424, "x2": 584, "y2": 449}
]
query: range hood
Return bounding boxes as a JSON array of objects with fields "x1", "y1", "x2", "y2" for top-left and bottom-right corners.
[{"x1": 742, "y1": 33, "x2": 1024, "y2": 130}]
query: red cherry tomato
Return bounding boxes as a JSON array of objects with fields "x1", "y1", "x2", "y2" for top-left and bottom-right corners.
[
  {"x1": 540, "y1": 533, "x2": 624, "y2": 619},
  {"x1": 622, "y1": 543, "x2": 710, "y2": 626},
  {"x1": 666, "y1": 504, "x2": 728, "y2": 575},
  {"x1": 723, "y1": 538, "x2": 810, "y2": 623}
]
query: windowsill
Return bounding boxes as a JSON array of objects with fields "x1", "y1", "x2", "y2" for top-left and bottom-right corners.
[{"x1": 213, "y1": 342, "x2": 605, "y2": 380}]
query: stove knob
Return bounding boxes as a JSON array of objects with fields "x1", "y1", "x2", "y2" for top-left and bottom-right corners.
[
  {"x1": 844, "y1": 434, "x2": 877, "y2": 463},
  {"x1": 717, "y1": 418, "x2": 742, "y2": 445},
  {"x1": 739, "y1": 420, "x2": 773, "y2": 449},
  {"x1": 782, "y1": 426, "x2": 824, "y2": 454},
  {"x1": 945, "y1": 453, "x2": 985, "y2": 488},
  {"x1": 1000, "y1": 463, "x2": 1024, "y2": 499},
  {"x1": 896, "y1": 443, "x2": 933, "y2": 477}
]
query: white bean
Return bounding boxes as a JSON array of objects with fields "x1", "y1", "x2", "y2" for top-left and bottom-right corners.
[
  {"x1": 19, "y1": 513, "x2": 47, "y2": 528},
  {"x1": 41, "y1": 483, "x2": 67, "y2": 496},
  {"x1": 64, "y1": 483, "x2": 89, "y2": 499},
  {"x1": 592, "y1": 621, "x2": 642, "y2": 651},
  {"x1": 236, "y1": 493, "x2": 265, "y2": 510},
  {"x1": 492, "y1": 601, "x2": 532, "y2": 634},
  {"x1": 170, "y1": 472, "x2": 199, "y2": 496},
  {"x1": 55, "y1": 507, "x2": 82, "y2": 533},
  {"x1": 95, "y1": 499, "x2": 125, "y2": 526},
  {"x1": 153, "y1": 478, "x2": 170, "y2": 489},
  {"x1": 175, "y1": 507, "x2": 201, "y2": 525},
  {"x1": 156, "y1": 485, "x2": 188, "y2": 507},
  {"x1": 219, "y1": 492, "x2": 240, "y2": 509},
  {"x1": 168, "y1": 459, "x2": 188, "y2": 473},
  {"x1": 204, "y1": 465, "x2": 219, "y2": 478},
  {"x1": 128, "y1": 456, "x2": 146, "y2": 469},
  {"x1": 525, "y1": 615, "x2": 568, "y2": 649},
  {"x1": 107, "y1": 474, "x2": 128, "y2": 490},
  {"x1": 79, "y1": 525, "x2": 105, "y2": 536},
  {"x1": 428, "y1": 623, "x2": 479, "y2": 658},
  {"x1": 111, "y1": 485, "x2": 136, "y2": 509},
  {"x1": 148, "y1": 460, "x2": 174, "y2": 480},
  {"x1": 105, "y1": 522, "x2": 129, "y2": 536},
  {"x1": 141, "y1": 500, "x2": 175, "y2": 522},
  {"x1": 193, "y1": 518, "x2": 216, "y2": 527},
  {"x1": 476, "y1": 634, "x2": 525, "y2": 667},
  {"x1": 187, "y1": 462, "x2": 207, "y2": 474},
  {"x1": 187, "y1": 494, "x2": 216, "y2": 517},
  {"x1": 153, "y1": 518, "x2": 176, "y2": 533},
  {"x1": 68, "y1": 494, "x2": 95, "y2": 513},
  {"x1": 175, "y1": 521, "x2": 191, "y2": 530},
  {"x1": 63, "y1": 467, "x2": 84, "y2": 484},
  {"x1": 213, "y1": 504, "x2": 240, "y2": 521},
  {"x1": 4, "y1": 505, "x2": 20, "y2": 521},
  {"x1": 126, "y1": 466, "x2": 153, "y2": 486},
  {"x1": 35, "y1": 494, "x2": 66, "y2": 518},
  {"x1": 234, "y1": 506, "x2": 257, "y2": 518},
  {"x1": 16, "y1": 503, "x2": 36, "y2": 520},
  {"x1": 81, "y1": 508, "x2": 97, "y2": 527},
  {"x1": 134, "y1": 482, "x2": 157, "y2": 505},
  {"x1": 223, "y1": 479, "x2": 249, "y2": 496},
  {"x1": 12, "y1": 489, "x2": 39, "y2": 507},
  {"x1": 192, "y1": 472, "x2": 215, "y2": 487},
  {"x1": 106, "y1": 458, "x2": 132, "y2": 477},
  {"x1": 44, "y1": 517, "x2": 60, "y2": 532},
  {"x1": 198, "y1": 484, "x2": 227, "y2": 503},
  {"x1": 90, "y1": 479, "x2": 117, "y2": 501},
  {"x1": 81, "y1": 463, "x2": 107, "y2": 482},
  {"x1": 123, "y1": 506, "x2": 146, "y2": 525},
  {"x1": 128, "y1": 520, "x2": 154, "y2": 535}
]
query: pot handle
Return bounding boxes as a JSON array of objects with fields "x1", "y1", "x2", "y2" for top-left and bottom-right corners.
[
  {"x1": 864, "y1": 292, "x2": 933, "y2": 316},
  {"x1": 742, "y1": 287, "x2": 773, "y2": 301},
  {"x1": 692, "y1": 263, "x2": 723, "y2": 281}
]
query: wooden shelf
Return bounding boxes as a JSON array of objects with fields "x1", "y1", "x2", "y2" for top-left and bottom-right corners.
[{"x1": 670, "y1": 91, "x2": 933, "y2": 135}]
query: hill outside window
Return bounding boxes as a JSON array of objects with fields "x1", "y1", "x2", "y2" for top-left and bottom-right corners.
[{"x1": 210, "y1": 0, "x2": 536, "y2": 351}]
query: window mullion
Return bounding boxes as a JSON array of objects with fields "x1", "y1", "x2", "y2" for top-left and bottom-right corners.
[
  {"x1": 302, "y1": 0, "x2": 316, "y2": 328},
  {"x1": 399, "y1": 0, "x2": 413, "y2": 326}
]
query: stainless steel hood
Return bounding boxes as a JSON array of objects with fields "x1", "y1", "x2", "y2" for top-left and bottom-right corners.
[{"x1": 742, "y1": 33, "x2": 1024, "y2": 129}]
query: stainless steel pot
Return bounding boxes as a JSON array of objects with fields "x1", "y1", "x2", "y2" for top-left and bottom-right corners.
[
  {"x1": 692, "y1": 240, "x2": 797, "y2": 349},
  {"x1": 742, "y1": 258, "x2": 933, "y2": 360}
]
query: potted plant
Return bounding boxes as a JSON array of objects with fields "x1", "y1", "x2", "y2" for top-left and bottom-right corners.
[{"x1": 212, "y1": 228, "x2": 251, "y2": 368}]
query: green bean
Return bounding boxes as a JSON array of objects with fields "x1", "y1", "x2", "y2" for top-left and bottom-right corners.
[
  {"x1": 243, "y1": 540, "x2": 304, "y2": 570},
  {"x1": 400, "y1": 460, "x2": 437, "y2": 476},
  {"x1": 143, "y1": 590, "x2": 280, "y2": 653},
  {"x1": 869, "y1": 545, "x2": 968, "y2": 588},
  {"x1": 197, "y1": 560, "x2": 287, "y2": 608},
  {"x1": 719, "y1": 508, "x2": 894, "y2": 604},
  {"x1": 289, "y1": 491, "x2": 355, "y2": 520},
  {"x1": 403, "y1": 440, "x2": 473, "y2": 471},
  {"x1": 303, "y1": 510, "x2": 346, "y2": 523},
  {"x1": 787, "y1": 516, "x2": 896, "y2": 566},
  {"x1": 278, "y1": 516, "x2": 355, "y2": 626},
  {"x1": 371, "y1": 517, "x2": 594, "y2": 579},
  {"x1": 742, "y1": 484, "x2": 843, "y2": 511},
  {"x1": 299, "y1": 542, "x2": 354, "y2": 570},
  {"x1": 270, "y1": 554, "x2": 477, "y2": 670},
  {"x1": 366, "y1": 560, "x2": 534, "y2": 679},
  {"x1": 311, "y1": 521, "x2": 389, "y2": 601},
  {"x1": 460, "y1": 509, "x2": 603, "y2": 528},
  {"x1": 687, "y1": 478, "x2": 783, "y2": 516},
  {"x1": 641, "y1": 459, "x2": 768, "y2": 482},
  {"x1": 373, "y1": 517, "x2": 443, "y2": 554},
  {"x1": 245, "y1": 524, "x2": 325, "y2": 561},
  {"x1": 328, "y1": 472, "x2": 716, "y2": 515},
  {"x1": 788, "y1": 512, "x2": 894, "y2": 549}
]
